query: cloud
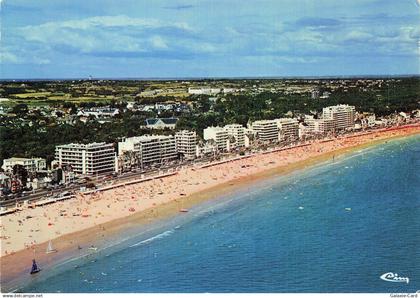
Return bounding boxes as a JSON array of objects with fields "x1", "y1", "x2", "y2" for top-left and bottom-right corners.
[
  {"x1": 14, "y1": 15, "x2": 204, "y2": 59},
  {"x1": 295, "y1": 17, "x2": 342, "y2": 28},
  {"x1": 163, "y1": 4, "x2": 194, "y2": 10},
  {"x1": 0, "y1": 48, "x2": 50, "y2": 64},
  {"x1": 0, "y1": 51, "x2": 19, "y2": 63},
  {"x1": 2, "y1": 1, "x2": 419, "y2": 77}
]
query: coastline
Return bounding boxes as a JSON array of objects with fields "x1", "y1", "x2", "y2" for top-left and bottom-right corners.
[{"x1": 1, "y1": 124, "x2": 419, "y2": 292}]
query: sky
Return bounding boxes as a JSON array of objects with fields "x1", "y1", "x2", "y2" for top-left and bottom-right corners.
[{"x1": 0, "y1": 0, "x2": 419, "y2": 79}]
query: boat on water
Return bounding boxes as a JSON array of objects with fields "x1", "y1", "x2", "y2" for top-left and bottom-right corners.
[
  {"x1": 30, "y1": 259, "x2": 41, "y2": 275},
  {"x1": 179, "y1": 208, "x2": 189, "y2": 213},
  {"x1": 46, "y1": 240, "x2": 57, "y2": 254}
]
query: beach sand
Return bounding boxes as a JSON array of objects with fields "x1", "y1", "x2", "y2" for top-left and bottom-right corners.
[{"x1": 1, "y1": 124, "x2": 419, "y2": 291}]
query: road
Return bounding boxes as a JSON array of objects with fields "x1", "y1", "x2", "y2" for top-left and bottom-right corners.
[{"x1": 0, "y1": 158, "x2": 207, "y2": 209}]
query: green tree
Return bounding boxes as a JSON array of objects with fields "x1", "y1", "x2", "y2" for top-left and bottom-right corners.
[{"x1": 11, "y1": 104, "x2": 29, "y2": 116}]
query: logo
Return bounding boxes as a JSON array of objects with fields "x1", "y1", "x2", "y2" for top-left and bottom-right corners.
[{"x1": 380, "y1": 272, "x2": 409, "y2": 284}]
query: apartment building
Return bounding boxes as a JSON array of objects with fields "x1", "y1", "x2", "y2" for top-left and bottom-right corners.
[
  {"x1": 275, "y1": 118, "x2": 299, "y2": 140},
  {"x1": 175, "y1": 130, "x2": 197, "y2": 160},
  {"x1": 224, "y1": 124, "x2": 245, "y2": 148},
  {"x1": 2, "y1": 157, "x2": 46, "y2": 173},
  {"x1": 203, "y1": 126, "x2": 229, "y2": 151},
  {"x1": 55, "y1": 142, "x2": 116, "y2": 175},
  {"x1": 323, "y1": 104, "x2": 355, "y2": 130},
  {"x1": 118, "y1": 135, "x2": 177, "y2": 168},
  {"x1": 305, "y1": 117, "x2": 335, "y2": 134},
  {"x1": 250, "y1": 120, "x2": 279, "y2": 142}
]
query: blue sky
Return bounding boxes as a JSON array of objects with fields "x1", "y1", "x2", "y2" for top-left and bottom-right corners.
[{"x1": 1, "y1": 0, "x2": 419, "y2": 78}]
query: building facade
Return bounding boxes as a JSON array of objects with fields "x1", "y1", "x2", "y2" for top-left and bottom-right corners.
[
  {"x1": 2, "y1": 157, "x2": 46, "y2": 173},
  {"x1": 188, "y1": 87, "x2": 221, "y2": 95},
  {"x1": 322, "y1": 104, "x2": 355, "y2": 130},
  {"x1": 55, "y1": 142, "x2": 116, "y2": 175},
  {"x1": 118, "y1": 135, "x2": 177, "y2": 169},
  {"x1": 305, "y1": 117, "x2": 335, "y2": 134},
  {"x1": 251, "y1": 120, "x2": 279, "y2": 142},
  {"x1": 224, "y1": 124, "x2": 245, "y2": 148},
  {"x1": 175, "y1": 130, "x2": 197, "y2": 160},
  {"x1": 144, "y1": 118, "x2": 178, "y2": 130},
  {"x1": 275, "y1": 118, "x2": 299, "y2": 140},
  {"x1": 203, "y1": 126, "x2": 229, "y2": 151}
]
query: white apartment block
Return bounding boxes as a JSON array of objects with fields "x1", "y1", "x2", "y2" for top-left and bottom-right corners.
[
  {"x1": 118, "y1": 135, "x2": 177, "y2": 168},
  {"x1": 196, "y1": 142, "x2": 217, "y2": 157},
  {"x1": 275, "y1": 118, "x2": 299, "y2": 140},
  {"x1": 2, "y1": 157, "x2": 46, "y2": 173},
  {"x1": 305, "y1": 117, "x2": 335, "y2": 134},
  {"x1": 175, "y1": 130, "x2": 197, "y2": 160},
  {"x1": 251, "y1": 120, "x2": 279, "y2": 142},
  {"x1": 55, "y1": 142, "x2": 116, "y2": 175},
  {"x1": 322, "y1": 104, "x2": 355, "y2": 130},
  {"x1": 224, "y1": 124, "x2": 245, "y2": 148},
  {"x1": 203, "y1": 126, "x2": 229, "y2": 151}
]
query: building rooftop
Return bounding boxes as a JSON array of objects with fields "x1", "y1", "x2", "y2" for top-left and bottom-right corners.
[
  {"x1": 122, "y1": 135, "x2": 174, "y2": 142},
  {"x1": 145, "y1": 118, "x2": 179, "y2": 125},
  {"x1": 56, "y1": 142, "x2": 112, "y2": 149},
  {"x1": 4, "y1": 157, "x2": 45, "y2": 161}
]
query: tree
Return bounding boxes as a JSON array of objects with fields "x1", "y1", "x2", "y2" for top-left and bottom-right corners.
[
  {"x1": 13, "y1": 164, "x2": 28, "y2": 187},
  {"x1": 11, "y1": 104, "x2": 29, "y2": 116}
]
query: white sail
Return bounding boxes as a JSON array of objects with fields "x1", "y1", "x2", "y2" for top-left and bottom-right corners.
[{"x1": 46, "y1": 240, "x2": 57, "y2": 253}]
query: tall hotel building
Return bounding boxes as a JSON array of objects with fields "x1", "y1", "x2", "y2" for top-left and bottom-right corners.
[
  {"x1": 175, "y1": 130, "x2": 197, "y2": 160},
  {"x1": 251, "y1": 120, "x2": 279, "y2": 142},
  {"x1": 118, "y1": 135, "x2": 177, "y2": 168},
  {"x1": 203, "y1": 126, "x2": 229, "y2": 151},
  {"x1": 322, "y1": 104, "x2": 356, "y2": 130},
  {"x1": 275, "y1": 118, "x2": 299, "y2": 140},
  {"x1": 55, "y1": 142, "x2": 116, "y2": 175},
  {"x1": 224, "y1": 124, "x2": 245, "y2": 148}
]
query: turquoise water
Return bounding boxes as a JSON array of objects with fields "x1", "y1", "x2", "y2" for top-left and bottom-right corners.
[{"x1": 22, "y1": 136, "x2": 420, "y2": 292}]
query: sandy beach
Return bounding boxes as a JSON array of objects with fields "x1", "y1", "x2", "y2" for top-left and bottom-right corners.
[{"x1": 1, "y1": 123, "x2": 419, "y2": 291}]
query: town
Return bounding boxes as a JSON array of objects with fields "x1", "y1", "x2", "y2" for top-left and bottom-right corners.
[{"x1": 1, "y1": 77, "x2": 419, "y2": 212}]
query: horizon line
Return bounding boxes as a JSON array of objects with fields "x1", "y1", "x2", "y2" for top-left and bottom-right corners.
[{"x1": 1, "y1": 74, "x2": 420, "y2": 82}]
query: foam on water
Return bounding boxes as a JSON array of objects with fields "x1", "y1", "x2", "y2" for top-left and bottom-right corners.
[{"x1": 130, "y1": 230, "x2": 175, "y2": 247}]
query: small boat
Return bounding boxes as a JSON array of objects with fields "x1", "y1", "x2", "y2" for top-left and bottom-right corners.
[
  {"x1": 88, "y1": 245, "x2": 98, "y2": 251},
  {"x1": 179, "y1": 209, "x2": 189, "y2": 213},
  {"x1": 298, "y1": 206, "x2": 304, "y2": 210},
  {"x1": 345, "y1": 207, "x2": 352, "y2": 211},
  {"x1": 46, "y1": 240, "x2": 57, "y2": 254},
  {"x1": 30, "y1": 259, "x2": 41, "y2": 275}
]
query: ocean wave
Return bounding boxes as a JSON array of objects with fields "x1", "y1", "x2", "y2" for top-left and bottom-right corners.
[{"x1": 129, "y1": 230, "x2": 174, "y2": 247}]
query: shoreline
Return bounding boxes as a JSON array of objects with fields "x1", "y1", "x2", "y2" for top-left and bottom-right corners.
[{"x1": 1, "y1": 124, "x2": 419, "y2": 292}]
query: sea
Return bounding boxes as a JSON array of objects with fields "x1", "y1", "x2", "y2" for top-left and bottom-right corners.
[{"x1": 21, "y1": 135, "x2": 420, "y2": 293}]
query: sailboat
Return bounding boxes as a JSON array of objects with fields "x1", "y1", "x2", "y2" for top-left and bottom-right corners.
[
  {"x1": 30, "y1": 259, "x2": 41, "y2": 274},
  {"x1": 46, "y1": 240, "x2": 57, "y2": 254}
]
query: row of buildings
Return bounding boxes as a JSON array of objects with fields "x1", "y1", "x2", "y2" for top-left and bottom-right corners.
[
  {"x1": 55, "y1": 104, "x2": 356, "y2": 175},
  {"x1": 1, "y1": 105, "x2": 357, "y2": 185}
]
